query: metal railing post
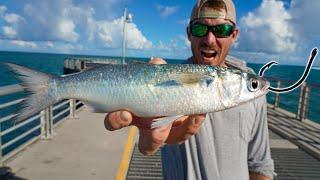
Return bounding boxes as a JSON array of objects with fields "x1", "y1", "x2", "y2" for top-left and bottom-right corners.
[
  {"x1": 40, "y1": 109, "x2": 46, "y2": 139},
  {"x1": 41, "y1": 106, "x2": 53, "y2": 139},
  {"x1": 69, "y1": 99, "x2": 78, "y2": 119},
  {"x1": 296, "y1": 83, "x2": 310, "y2": 121},
  {"x1": 0, "y1": 126, "x2": 3, "y2": 166},
  {"x1": 300, "y1": 85, "x2": 310, "y2": 122},
  {"x1": 274, "y1": 81, "x2": 281, "y2": 109},
  {"x1": 48, "y1": 106, "x2": 53, "y2": 138}
]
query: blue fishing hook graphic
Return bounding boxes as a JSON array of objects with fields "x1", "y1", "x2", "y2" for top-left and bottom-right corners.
[{"x1": 259, "y1": 48, "x2": 318, "y2": 93}]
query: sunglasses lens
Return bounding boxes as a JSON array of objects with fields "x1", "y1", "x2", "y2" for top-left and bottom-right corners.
[
  {"x1": 214, "y1": 24, "x2": 234, "y2": 38},
  {"x1": 190, "y1": 24, "x2": 208, "y2": 37},
  {"x1": 190, "y1": 23, "x2": 234, "y2": 38}
]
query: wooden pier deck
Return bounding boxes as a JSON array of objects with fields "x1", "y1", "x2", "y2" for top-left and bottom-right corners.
[
  {"x1": 267, "y1": 105, "x2": 320, "y2": 160},
  {"x1": 4, "y1": 108, "x2": 131, "y2": 180},
  {"x1": 0, "y1": 105, "x2": 318, "y2": 180}
]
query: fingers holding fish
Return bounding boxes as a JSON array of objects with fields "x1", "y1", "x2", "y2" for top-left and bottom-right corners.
[
  {"x1": 166, "y1": 114, "x2": 206, "y2": 144},
  {"x1": 138, "y1": 123, "x2": 173, "y2": 155},
  {"x1": 105, "y1": 110, "x2": 174, "y2": 155},
  {"x1": 104, "y1": 111, "x2": 133, "y2": 131}
]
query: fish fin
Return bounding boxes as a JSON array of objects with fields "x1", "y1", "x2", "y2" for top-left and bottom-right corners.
[
  {"x1": 150, "y1": 115, "x2": 184, "y2": 128},
  {"x1": 156, "y1": 73, "x2": 214, "y2": 87},
  {"x1": 4, "y1": 63, "x2": 60, "y2": 123}
]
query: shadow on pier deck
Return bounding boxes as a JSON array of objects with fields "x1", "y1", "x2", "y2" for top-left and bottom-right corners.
[{"x1": 0, "y1": 105, "x2": 318, "y2": 180}]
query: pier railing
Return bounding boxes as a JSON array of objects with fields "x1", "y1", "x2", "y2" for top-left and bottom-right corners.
[
  {"x1": 0, "y1": 84, "x2": 83, "y2": 165},
  {"x1": 266, "y1": 77, "x2": 319, "y2": 123}
]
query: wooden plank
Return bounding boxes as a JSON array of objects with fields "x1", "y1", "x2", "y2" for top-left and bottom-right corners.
[
  {"x1": 268, "y1": 108, "x2": 320, "y2": 135},
  {"x1": 268, "y1": 116, "x2": 320, "y2": 144},
  {"x1": 268, "y1": 121, "x2": 320, "y2": 160},
  {"x1": 271, "y1": 148, "x2": 320, "y2": 179},
  {"x1": 267, "y1": 108, "x2": 320, "y2": 146},
  {"x1": 268, "y1": 106, "x2": 320, "y2": 132}
]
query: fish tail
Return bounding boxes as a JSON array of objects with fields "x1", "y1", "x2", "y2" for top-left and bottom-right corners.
[{"x1": 5, "y1": 63, "x2": 61, "y2": 123}]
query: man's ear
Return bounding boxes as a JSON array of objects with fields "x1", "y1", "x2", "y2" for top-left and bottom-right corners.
[
  {"x1": 231, "y1": 28, "x2": 239, "y2": 43},
  {"x1": 186, "y1": 27, "x2": 191, "y2": 41}
]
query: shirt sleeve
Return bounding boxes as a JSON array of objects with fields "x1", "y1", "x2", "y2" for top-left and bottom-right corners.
[{"x1": 247, "y1": 96, "x2": 276, "y2": 178}]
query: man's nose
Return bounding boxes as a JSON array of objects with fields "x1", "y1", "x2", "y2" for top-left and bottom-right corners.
[{"x1": 203, "y1": 31, "x2": 217, "y2": 46}]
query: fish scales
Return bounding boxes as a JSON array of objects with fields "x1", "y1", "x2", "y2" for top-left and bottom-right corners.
[
  {"x1": 59, "y1": 64, "x2": 213, "y2": 116},
  {"x1": 5, "y1": 63, "x2": 269, "y2": 125}
]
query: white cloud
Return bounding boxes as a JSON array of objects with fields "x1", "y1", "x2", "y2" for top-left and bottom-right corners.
[
  {"x1": 154, "y1": 35, "x2": 190, "y2": 59},
  {"x1": 157, "y1": 41, "x2": 171, "y2": 51},
  {"x1": 126, "y1": 23, "x2": 153, "y2": 49},
  {"x1": 178, "y1": 34, "x2": 190, "y2": 48},
  {"x1": 156, "y1": 5, "x2": 178, "y2": 18},
  {"x1": 57, "y1": 19, "x2": 79, "y2": 42},
  {"x1": 177, "y1": 19, "x2": 190, "y2": 26},
  {"x1": 0, "y1": 0, "x2": 95, "y2": 43},
  {"x1": 57, "y1": 43, "x2": 75, "y2": 50},
  {"x1": 17, "y1": 0, "x2": 87, "y2": 42},
  {"x1": 4, "y1": 13, "x2": 23, "y2": 24},
  {"x1": 91, "y1": 16, "x2": 152, "y2": 50},
  {"x1": 238, "y1": 0, "x2": 320, "y2": 57},
  {"x1": 238, "y1": 0, "x2": 296, "y2": 54},
  {"x1": 0, "y1": 1, "x2": 152, "y2": 52},
  {"x1": 10, "y1": 40, "x2": 37, "y2": 48},
  {"x1": 2, "y1": 26, "x2": 16, "y2": 38},
  {"x1": 46, "y1": 41, "x2": 54, "y2": 48},
  {"x1": 230, "y1": 49, "x2": 311, "y2": 66},
  {"x1": 289, "y1": 1, "x2": 320, "y2": 41},
  {"x1": 0, "y1": 5, "x2": 6, "y2": 16}
]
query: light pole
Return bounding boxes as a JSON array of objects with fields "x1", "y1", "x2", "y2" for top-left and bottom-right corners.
[{"x1": 122, "y1": 7, "x2": 132, "y2": 64}]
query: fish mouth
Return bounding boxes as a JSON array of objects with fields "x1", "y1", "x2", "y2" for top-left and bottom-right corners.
[
  {"x1": 261, "y1": 77, "x2": 270, "y2": 92},
  {"x1": 263, "y1": 80, "x2": 270, "y2": 91}
]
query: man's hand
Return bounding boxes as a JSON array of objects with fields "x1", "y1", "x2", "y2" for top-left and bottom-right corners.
[
  {"x1": 249, "y1": 172, "x2": 273, "y2": 180},
  {"x1": 104, "y1": 57, "x2": 206, "y2": 155}
]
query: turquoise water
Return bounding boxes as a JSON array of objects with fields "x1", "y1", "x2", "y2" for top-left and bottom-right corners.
[
  {"x1": 0, "y1": 51, "x2": 319, "y2": 123},
  {"x1": 249, "y1": 63, "x2": 320, "y2": 123}
]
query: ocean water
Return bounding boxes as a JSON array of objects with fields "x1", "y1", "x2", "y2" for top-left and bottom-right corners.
[
  {"x1": 249, "y1": 63, "x2": 320, "y2": 122},
  {"x1": 0, "y1": 51, "x2": 319, "y2": 123}
]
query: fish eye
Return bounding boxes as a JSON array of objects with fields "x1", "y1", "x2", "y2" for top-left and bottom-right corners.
[{"x1": 248, "y1": 78, "x2": 260, "y2": 92}]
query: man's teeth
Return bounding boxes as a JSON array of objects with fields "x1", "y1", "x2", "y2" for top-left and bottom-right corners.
[
  {"x1": 202, "y1": 50, "x2": 216, "y2": 54},
  {"x1": 201, "y1": 50, "x2": 217, "y2": 58}
]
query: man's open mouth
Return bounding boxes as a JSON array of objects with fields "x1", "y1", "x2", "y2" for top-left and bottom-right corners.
[{"x1": 201, "y1": 50, "x2": 217, "y2": 58}]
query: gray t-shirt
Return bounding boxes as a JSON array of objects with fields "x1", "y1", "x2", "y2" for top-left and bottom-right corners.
[{"x1": 160, "y1": 57, "x2": 275, "y2": 180}]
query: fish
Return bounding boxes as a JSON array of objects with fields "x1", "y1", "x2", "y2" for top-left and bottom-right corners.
[{"x1": 5, "y1": 63, "x2": 269, "y2": 128}]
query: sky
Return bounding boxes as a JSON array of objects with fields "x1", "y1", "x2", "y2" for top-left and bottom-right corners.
[{"x1": 0, "y1": 0, "x2": 319, "y2": 65}]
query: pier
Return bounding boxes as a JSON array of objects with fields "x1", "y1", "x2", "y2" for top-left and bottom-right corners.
[{"x1": 0, "y1": 58, "x2": 319, "y2": 179}]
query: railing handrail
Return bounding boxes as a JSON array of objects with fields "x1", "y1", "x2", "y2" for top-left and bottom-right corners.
[
  {"x1": 265, "y1": 76, "x2": 320, "y2": 88},
  {"x1": 266, "y1": 78, "x2": 317, "y2": 122},
  {"x1": 0, "y1": 84, "x2": 24, "y2": 96},
  {"x1": 0, "y1": 83, "x2": 81, "y2": 165}
]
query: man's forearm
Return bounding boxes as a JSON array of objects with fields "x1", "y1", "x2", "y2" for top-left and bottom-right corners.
[{"x1": 249, "y1": 172, "x2": 272, "y2": 180}]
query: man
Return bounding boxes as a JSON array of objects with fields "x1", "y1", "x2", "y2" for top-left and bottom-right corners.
[{"x1": 105, "y1": 0, "x2": 275, "y2": 179}]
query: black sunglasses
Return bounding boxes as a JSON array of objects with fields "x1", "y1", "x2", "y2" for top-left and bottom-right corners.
[{"x1": 189, "y1": 23, "x2": 235, "y2": 38}]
